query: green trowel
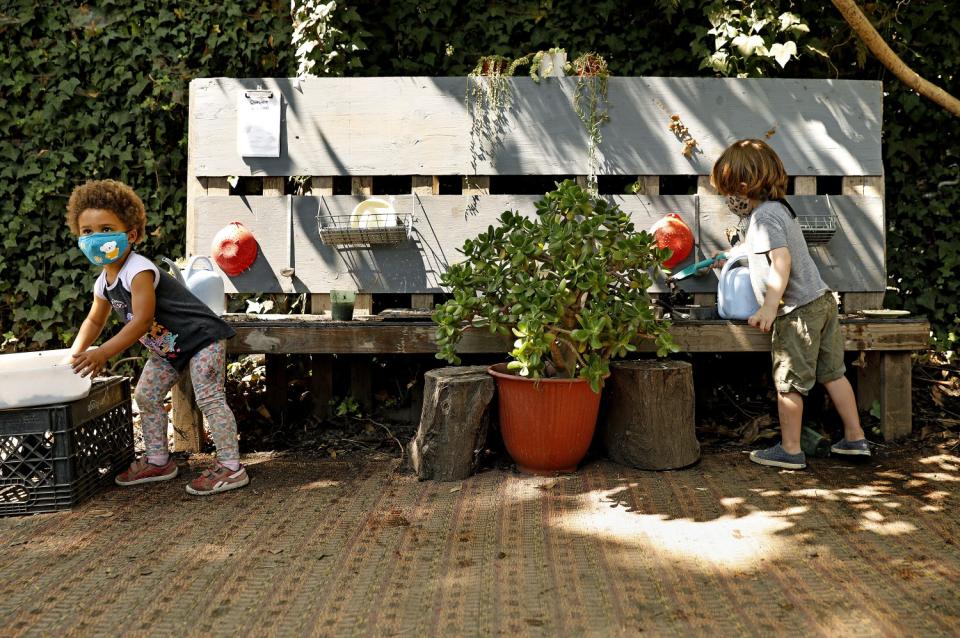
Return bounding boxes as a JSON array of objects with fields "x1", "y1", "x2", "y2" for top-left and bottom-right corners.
[{"x1": 665, "y1": 252, "x2": 727, "y2": 283}]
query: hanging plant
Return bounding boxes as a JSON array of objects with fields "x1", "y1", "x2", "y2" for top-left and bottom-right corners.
[
  {"x1": 473, "y1": 54, "x2": 510, "y2": 76},
  {"x1": 468, "y1": 55, "x2": 512, "y2": 108},
  {"x1": 466, "y1": 55, "x2": 514, "y2": 169},
  {"x1": 571, "y1": 52, "x2": 610, "y2": 193},
  {"x1": 507, "y1": 52, "x2": 534, "y2": 78},
  {"x1": 508, "y1": 47, "x2": 568, "y2": 83}
]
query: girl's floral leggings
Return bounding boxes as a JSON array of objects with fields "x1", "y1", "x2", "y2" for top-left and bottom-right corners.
[{"x1": 133, "y1": 340, "x2": 239, "y2": 462}]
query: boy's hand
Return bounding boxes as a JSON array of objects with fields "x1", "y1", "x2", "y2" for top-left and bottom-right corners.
[
  {"x1": 748, "y1": 306, "x2": 777, "y2": 332},
  {"x1": 72, "y1": 348, "x2": 109, "y2": 378}
]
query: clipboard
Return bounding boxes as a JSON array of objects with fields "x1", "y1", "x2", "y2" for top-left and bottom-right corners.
[{"x1": 237, "y1": 89, "x2": 281, "y2": 157}]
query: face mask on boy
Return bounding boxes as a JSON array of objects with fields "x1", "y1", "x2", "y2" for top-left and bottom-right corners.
[
  {"x1": 77, "y1": 231, "x2": 129, "y2": 265},
  {"x1": 726, "y1": 195, "x2": 753, "y2": 217}
]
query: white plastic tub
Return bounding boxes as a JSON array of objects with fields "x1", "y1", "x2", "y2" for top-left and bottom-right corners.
[{"x1": 0, "y1": 349, "x2": 92, "y2": 410}]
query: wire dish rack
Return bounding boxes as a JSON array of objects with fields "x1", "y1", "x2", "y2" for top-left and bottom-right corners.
[
  {"x1": 796, "y1": 195, "x2": 841, "y2": 245},
  {"x1": 316, "y1": 197, "x2": 414, "y2": 246},
  {"x1": 798, "y1": 214, "x2": 838, "y2": 245}
]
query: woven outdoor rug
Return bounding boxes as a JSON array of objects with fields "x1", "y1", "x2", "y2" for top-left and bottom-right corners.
[{"x1": 1, "y1": 450, "x2": 957, "y2": 637}]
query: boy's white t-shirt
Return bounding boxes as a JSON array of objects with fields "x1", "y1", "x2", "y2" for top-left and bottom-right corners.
[{"x1": 94, "y1": 253, "x2": 160, "y2": 300}]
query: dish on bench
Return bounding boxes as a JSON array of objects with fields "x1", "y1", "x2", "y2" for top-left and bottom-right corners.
[{"x1": 860, "y1": 309, "x2": 910, "y2": 317}]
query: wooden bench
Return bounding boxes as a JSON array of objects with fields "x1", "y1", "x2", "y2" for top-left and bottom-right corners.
[{"x1": 176, "y1": 76, "x2": 929, "y2": 450}]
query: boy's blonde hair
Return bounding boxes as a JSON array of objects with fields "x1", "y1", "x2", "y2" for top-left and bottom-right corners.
[
  {"x1": 711, "y1": 138, "x2": 788, "y2": 200},
  {"x1": 66, "y1": 179, "x2": 147, "y2": 240}
]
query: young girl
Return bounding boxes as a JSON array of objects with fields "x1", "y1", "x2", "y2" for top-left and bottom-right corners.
[
  {"x1": 67, "y1": 179, "x2": 249, "y2": 495},
  {"x1": 711, "y1": 139, "x2": 871, "y2": 469}
]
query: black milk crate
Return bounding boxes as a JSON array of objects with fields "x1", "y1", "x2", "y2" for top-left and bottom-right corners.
[{"x1": 0, "y1": 376, "x2": 134, "y2": 516}]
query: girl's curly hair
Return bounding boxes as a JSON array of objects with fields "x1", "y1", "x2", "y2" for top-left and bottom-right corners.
[{"x1": 66, "y1": 179, "x2": 147, "y2": 240}]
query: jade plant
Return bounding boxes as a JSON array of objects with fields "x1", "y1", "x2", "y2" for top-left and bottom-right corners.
[{"x1": 434, "y1": 180, "x2": 677, "y2": 392}]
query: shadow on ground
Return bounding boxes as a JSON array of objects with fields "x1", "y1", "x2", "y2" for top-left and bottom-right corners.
[{"x1": 1, "y1": 449, "x2": 957, "y2": 637}]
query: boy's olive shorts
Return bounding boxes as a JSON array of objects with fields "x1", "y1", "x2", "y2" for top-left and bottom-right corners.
[{"x1": 771, "y1": 293, "x2": 846, "y2": 395}]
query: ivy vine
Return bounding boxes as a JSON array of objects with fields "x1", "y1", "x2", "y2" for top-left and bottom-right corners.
[
  {"x1": 2, "y1": 1, "x2": 957, "y2": 353},
  {"x1": 0, "y1": 1, "x2": 294, "y2": 350}
]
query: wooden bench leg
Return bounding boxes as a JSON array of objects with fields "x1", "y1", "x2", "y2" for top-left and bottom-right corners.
[
  {"x1": 310, "y1": 354, "x2": 334, "y2": 419},
  {"x1": 265, "y1": 354, "x2": 288, "y2": 423},
  {"x1": 172, "y1": 370, "x2": 203, "y2": 453},
  {"x1": 842, "y1": 292, "x2": 885, "y2": 314},
  {"x1": 856, "y1": 351, "x2": 912, "y2": 441},
  {"x1": 879, "y1": 352, "x2": 912, "y2": 441},
  {"x1": 349, "y1": 355, "x2": 373, "y2": 413}
]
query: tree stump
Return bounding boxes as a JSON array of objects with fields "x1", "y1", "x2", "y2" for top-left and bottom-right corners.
[
  {"x1": 408, "y1": 366, "x2": 495, "y2": 481},
  {"x1": 600, "y1": 360, "x2": 699, "y2": 470}
]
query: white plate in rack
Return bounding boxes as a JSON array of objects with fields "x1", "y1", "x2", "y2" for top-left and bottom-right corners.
[{"x1": 350, "y1": 199, "x2": 397, "y2": 229}]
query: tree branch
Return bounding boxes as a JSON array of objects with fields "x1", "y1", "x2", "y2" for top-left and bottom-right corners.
[{"x1": 831, "y1": 0, "x2": 960, "y2": 117}]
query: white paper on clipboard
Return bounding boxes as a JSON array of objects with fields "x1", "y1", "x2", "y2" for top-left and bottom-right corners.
[{"x1": 237, "y1": 90, "x2": 280, "y2": 157}]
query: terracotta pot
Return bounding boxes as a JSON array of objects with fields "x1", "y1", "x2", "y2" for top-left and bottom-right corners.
[
  {"x1": 577, "y1": 56, "x2": 603, "y2": 77},
  {"x1": 480, "y1": 58, "x2": 508, "y2": 75},
  {"x1": 488, "y1": 363, "x2": 601, "y2": 475}
]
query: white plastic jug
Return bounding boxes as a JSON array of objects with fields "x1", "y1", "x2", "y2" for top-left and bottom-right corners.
[
  {"x1": 717, "y1": 246, "x2": 761, "y2": 320},
  {"x1": 162, "y1": 256, "x2": 226, "y2": 315}
]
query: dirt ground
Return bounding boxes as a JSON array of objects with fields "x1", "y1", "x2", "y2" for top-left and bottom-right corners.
[{"x1": 1, "y1": 446, "x2": 958, "y2": 638}]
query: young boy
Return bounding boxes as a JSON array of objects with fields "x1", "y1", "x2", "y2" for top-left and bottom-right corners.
[{"x1": 711, "y1": 139, "x2": 871, "y2": 469}]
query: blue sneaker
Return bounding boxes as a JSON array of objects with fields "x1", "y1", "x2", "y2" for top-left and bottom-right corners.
[
  {"x1": 749, "y1": 444, "x2": 806, "y2": 470},
  {"x1": 830, "y1": 438, "x2": 872, "y2": 457}
]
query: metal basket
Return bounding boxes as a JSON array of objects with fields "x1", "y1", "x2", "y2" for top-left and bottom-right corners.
[
  {"x1": 798, "y1": 214, "x2": 838, "y2": 245},
  {"x1": 318, "y1": 213, "x2": 410, "y2": 246},
  {"x1": 316, "y1": 198, "x2": 414, "y2": 247}
]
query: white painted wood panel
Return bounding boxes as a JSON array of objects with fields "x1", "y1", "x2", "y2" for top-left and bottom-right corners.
[
  {"x1": 190, "y1": 77, "x2": 883, "y2": 177},
  {"x1": 193, "y1": 195, "x2": 884, "y2": 294}
]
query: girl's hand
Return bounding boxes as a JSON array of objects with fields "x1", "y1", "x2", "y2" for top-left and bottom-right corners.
[
  {"x1": 72, "y1": 348, "x2": 109, "y2": 378},
  {"x1": 711, "y1": 251, "x2": 727, "y2": 269},
  {"x1": 748, "y1": 306, "x2": 777, "y2": 332}
]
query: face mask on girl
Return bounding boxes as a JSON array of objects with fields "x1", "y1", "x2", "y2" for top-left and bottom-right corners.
[
  {"x1": 77, "y1": 232, "x2": 129, "y2": 265},
  {"x1": 726, "y1": 195, "x2": 753, "y2": 217}
]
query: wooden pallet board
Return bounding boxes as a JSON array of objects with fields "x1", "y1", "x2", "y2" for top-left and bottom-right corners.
[
  {"x1": 176, "y1": 75, "x2": 916, "y2": 450},
  {"x1": 222, "y1": 316, "x2": 928, "y2": 355},
  {"x1": 190, "y1": 77, "x2": 883, "y2": 177},
  {"x1": 193, "y1": 194, "x2": 885, "y2": 294}
]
